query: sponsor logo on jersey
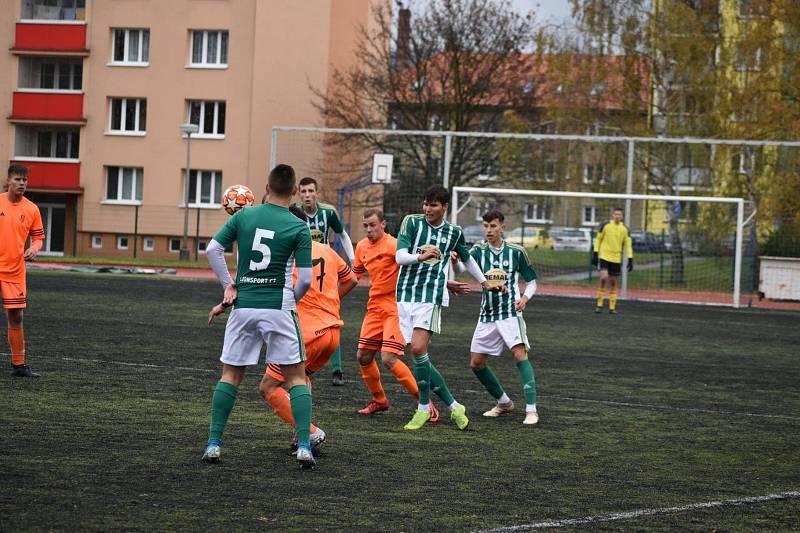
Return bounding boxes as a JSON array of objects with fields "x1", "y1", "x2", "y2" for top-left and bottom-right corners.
[
  {"x1": 239, "y1": 276, "x2": 279, "y2": 285},
  {"x1": 416, "y1": 244, "x2": 441, "y2": 264},
  {"x1": 309, "y1": 228, "x2": 324, "y2": 242},
  {"x1": 484, "y1": 268, "x2": 508, "y2": 288}
]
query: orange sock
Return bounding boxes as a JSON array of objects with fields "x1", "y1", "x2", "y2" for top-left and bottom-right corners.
[
  {"x1": 359, "y1": 359, "x2": 387, "y2": 403},
  {"x1": 8, "y1": 327, "x2": 25, "y2": 366},
  {"x1": 264, "y1": 387, "x2": 317, "y2": 433},
  {"x1": 389, "y1": 358, "x2": 419, "y2": 399}
]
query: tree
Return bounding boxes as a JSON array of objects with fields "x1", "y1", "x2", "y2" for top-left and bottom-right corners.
[{"x1": 312, "y1": 0, "x2": 549, "y2": 223}]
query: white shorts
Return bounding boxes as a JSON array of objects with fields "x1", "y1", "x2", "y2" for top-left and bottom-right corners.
[
  {"x1": 397, "y1": 302, "x2": 442, "y2": 342},
  {"x1": 470, "y1": 316, "x2": 530, "y2": 356},
  {"x1": 220, "y1": 308, "x2": 305, "y2": 367}
]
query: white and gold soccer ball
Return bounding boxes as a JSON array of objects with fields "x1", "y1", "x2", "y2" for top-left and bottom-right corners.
[{"x1": 221, "y1": 184, "x2": 255, "y2": 215}]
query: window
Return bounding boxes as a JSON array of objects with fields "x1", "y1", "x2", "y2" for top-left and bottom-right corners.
[
  {"x1": 91, "y1": 234, "x2": 102, "y2": 248},
  {"x1": 169, "y1": 238, "x2": 182, "y2": 252},
  {"x1": 583, "y1": 164, "x2": 607, "y2": 184},
  {"x1": 143, "y1": 237, "x2": 155, "y2": 252},
  {"x1": 34, "y1": 129, "x2": 79, "y2": 159},
  {"x1": 105, "y1": 166, "x2": 143, "y2": 203},
  {"x1": 187, "y1": 101, "x2": 226, "y2": 137},
  {"x1": 738, "y1": 0, "x2": 766, "y2": 18},
  {"x1": 474, "y1": 201, "x2": 492, "y2": 221},
  {"x1": 112, "y1": 29, "x2": 150, "y2": 65},
  {"x1": 477, "y1": 159, "x2": 498, "y2": 181},
  {"x1": 197, "y1": 239, "x2": 209, "y2": 253},
  {"x1": 22, "y1": 0, "x2": 86, "y2": 21},
  {"x1": 524, "y1": 202, "x2": 551, "y2": 223},
  {"x1": 735, "y1": 46, "x2": 762, "y2": 72},
  {"x1": 589, "y1": 81, "x2": 606, "y2": 96},
  {"x1": 117, "y1": 236, "x2": 129, "y2": 250},
  {"x1": 109, "y1": 98, "x2": 147, "y2": 134},
  {"x1": 17, "y1": 58, "x2": 83, "y2": 90},
  {"x1": 190, "y1": 30, "x2": 229, "y2": 66},
  {"x1": 583, "y1": 206, "x2": 598, "y2": 226},
  {"x1": 186, "y1": 170, "x2": 223, "y2": 206},
  {"x1": 540, "y1": 160, "x2": 556, "y2": 182}
]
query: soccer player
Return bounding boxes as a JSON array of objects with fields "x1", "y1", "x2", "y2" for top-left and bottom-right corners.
[
  {"x1": 454, "y1": 210, "x2": 540, "y2": 425},
  {"x1": 1, "y1": 165, "x2": 44, "y2": 378},
  {"x1": 592, "y1": 207, "x2": 634, "y2": 314},
  {"x1": 352, "y1": 208, "x2": 439, "y2": 421},
  {"x1": 395, "y1": 185, "x2": 503, "y2": 431},
  {"x1": 297, "y1": 177, "x2": 355, "y2": 386},
  {"x1": 201, "y1": 164, "x2": 317, "y2": 468}
]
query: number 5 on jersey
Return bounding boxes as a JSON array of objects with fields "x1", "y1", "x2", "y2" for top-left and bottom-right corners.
[{"x1": 249, "y1": 228, "x2": 274, "y2": 271}]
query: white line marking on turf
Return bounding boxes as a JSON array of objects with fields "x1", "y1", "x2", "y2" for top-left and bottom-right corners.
[
  {"x1": 11, "y1": 354, "x2": 800, "y2": 421},
  {"x1": 477, "y1": 491, "x2": 800, "y2": 532}
]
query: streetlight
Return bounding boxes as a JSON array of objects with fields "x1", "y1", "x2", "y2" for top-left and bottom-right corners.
[{"x1": 179, "y1": 122, "x2": 199, "y2": 261}]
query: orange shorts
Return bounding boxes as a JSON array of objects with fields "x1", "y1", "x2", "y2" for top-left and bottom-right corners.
[
  {"x1": 1, "y1": 280, "x2": 26, "y2": 309},
  {"x1": 266, "y1": 326, "x2": 340, "y2": 382},
  {"x1": 358, "y1": 307, "x2": 405, "y2": 356}
]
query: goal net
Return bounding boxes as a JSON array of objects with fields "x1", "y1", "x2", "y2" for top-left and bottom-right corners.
[{"x1": 452, "y1": 186, "x2": 755, "y2": 308}]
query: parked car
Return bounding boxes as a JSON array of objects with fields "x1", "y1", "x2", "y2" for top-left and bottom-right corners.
[
  {"x1": 461, "y1": 224, "x2": 486, "y2": 246},
  {"x1": 505, "y1": 227, "x2": 554, "y2": 249},
  {"x1": 551, "y1": 228, "x2": 592, "y2": 251},
  {"x1": 630, "y1": 230, "x2": 667, "y2": 253}
]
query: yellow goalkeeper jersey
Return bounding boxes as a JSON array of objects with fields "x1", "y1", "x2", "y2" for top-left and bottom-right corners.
[{"x1": 593, "y1": 220, "x2": 633, "y2": 263}]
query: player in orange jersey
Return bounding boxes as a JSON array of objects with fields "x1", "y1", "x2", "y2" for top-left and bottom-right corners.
[
  {"x1": 352, "y1": 208, "x2": 442, "y2": 421},
  {"x1": 1, "y1": 165, "x2": 45, "y2": 378},
  {"x1": 209, "y1": 205, "x2": 358, "y2": 449}
]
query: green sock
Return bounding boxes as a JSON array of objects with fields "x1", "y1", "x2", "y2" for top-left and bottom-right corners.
[
  {"x1": 413, "y1": 354, "x2": 431, "y2": 405},
  {"x1": 289, "y1": 384, "x2": 313, "y2": 447},
  {"x1": 516, "y1": 359, "x2": 537, "y2": 405},
  {"x1": 473, "y1": 366, "x2": 505, "y2": 400},
  {"x1": 428, "y1": 362, "x2": 455, "y2": 406},
  {"x1": 208, "y1": 381, "x2": 239, "y2": 443},
  {"x1": 330, "y1": 344, "x2": 342, "y2": 373}
]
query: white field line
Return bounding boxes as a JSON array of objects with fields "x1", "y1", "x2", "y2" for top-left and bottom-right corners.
[
  {"x1": 7, "y1": 353, "x2": 799, "y2": 422},
  {"x1": 477, "y1": 491, "x2": 800, "y2": 532}
]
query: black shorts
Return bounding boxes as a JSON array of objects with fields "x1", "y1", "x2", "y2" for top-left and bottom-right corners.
[{"x1": 599, "y1": 259, "x2": 621, "y2": 276}]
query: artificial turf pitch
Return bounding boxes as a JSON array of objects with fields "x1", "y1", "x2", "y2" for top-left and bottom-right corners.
[{"x1": 1, "y1": 271, "x2": 799, "y2": 531}]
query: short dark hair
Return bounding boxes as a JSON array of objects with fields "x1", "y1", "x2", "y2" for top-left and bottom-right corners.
[
  {"x1": 298, "y1": 177, "x2": 318, "y2": 189},
  {"x1": 482, "y1": 209, "x2": 504, "y2": 223},
  {"x1": 8, "y1": 164, "x2": 29, "y2": 178},
  {"x1": 613, "y1": 206, "x2": 624, "y2": 213},
  {"x1": 363, "y1": 208, "x2": 385, "y2": 221},
  {"x1": 423, "y1": 185, "x2": 449, "y2": 206},
  {"x1": 268, "y1": 164, "x2": 296, "y2": 197},
  {"x1": 289, "y1": 204, "x2": 308, "y2": 222}
]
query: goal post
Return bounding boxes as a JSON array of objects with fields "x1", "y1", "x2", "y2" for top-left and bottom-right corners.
[{"x1": 452, "y1": 186, "x2": 748, "y2": 308}]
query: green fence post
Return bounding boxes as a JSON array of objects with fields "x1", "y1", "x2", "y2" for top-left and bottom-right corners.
[{"x1": 659, "y1": 229, "x2": 665, "y2": 289}]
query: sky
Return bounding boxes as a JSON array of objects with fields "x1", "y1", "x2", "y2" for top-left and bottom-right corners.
[{"x1": 510, "y1": 0, "x2": 574, "y2": 26}]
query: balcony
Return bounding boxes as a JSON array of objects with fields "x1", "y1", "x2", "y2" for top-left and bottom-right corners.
[
  {"x1": 13, "y1": 22, "x2": 88, "y2": 56},
  {"x1": 10, "y1": 91, "x2": 85, "y2": 124},
  {"x1": 9, "y1": 159, "x2": 81, "y2": 190}
]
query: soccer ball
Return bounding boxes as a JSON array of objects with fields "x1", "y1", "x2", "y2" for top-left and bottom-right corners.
[{"x1": 222, "y1": 185, "x2": 255, "y2": 215}]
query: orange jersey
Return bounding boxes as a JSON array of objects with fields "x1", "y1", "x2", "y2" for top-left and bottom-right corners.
[
  {"x1": 294, "y1": 241, "x2": 356, "y2": 339},
  {"x1": 0, "y1": 193, "x2": 44, "y2": 282},
  {"x1": 353, "y1": 233, "x2": 399, "y2": 310}
]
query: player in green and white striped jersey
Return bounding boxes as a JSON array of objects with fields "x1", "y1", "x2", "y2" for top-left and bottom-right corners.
[
  {"x1": 297, "y1": 177, "x2": 355, "y2": 386},
  {"x1": 453, "y1": 209, "x2": 540, "y2": 425},
  {"x1": 202, "y1": 164, "x2": 317, "y2": 468},
  {"x1": 395, "y1": 185, "x2": 504, "y2": 431}
]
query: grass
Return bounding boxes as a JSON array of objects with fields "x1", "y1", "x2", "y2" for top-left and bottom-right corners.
[
  {"x1": 1, "y1": 271, "x2": 799, "y2": 531},
  {"x1": 36, "y1": 255, "x2": 237, "y2": 269}
]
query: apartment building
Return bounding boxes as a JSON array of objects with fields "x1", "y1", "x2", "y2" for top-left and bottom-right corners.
[{"x1": 1, "y1": 0, "x2": 376, "y2": 258}]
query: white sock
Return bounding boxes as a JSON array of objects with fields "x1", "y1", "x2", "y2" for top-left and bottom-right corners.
[
  {"x1": 418, "y1": 403, "x2": 430, "y2": 412},
  {"x1": 498, "y1": 393, "x2": 511, "y2": 404},
  {"x1": 526, "y1": 404, "x2": 537, "y2": 413},
  {"x1": 448, "y1": 401, "x2": 460, "y2": 410}
]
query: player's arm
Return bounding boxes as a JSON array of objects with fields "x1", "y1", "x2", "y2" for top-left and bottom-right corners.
[
  {"x1": 592, "y1": 223, "x2": 606, "y2": 266},
  {"x1": 207, "y1": 239, "x2": 235, "y2": 290},
  {"x1": 24, "y1": 208, "x2": 46, "y2": 260},
  {"x1": 336, "y1": 255, "x2": 358, "y2": 299},
  {"x1": 624, "y1": 228, "x2": 634, "y2": 271},
  {"x1": 516, "y1": 249, "x2": 538, "y2": 312},
  {"x1": 294, "y1": 227, "x2": 314, "y2": 301},
  {"x1": 352, "y1": 242, "x2": 367, "y2": 279},
  {"x1": 328, "y1": 210, "x2": 355, "y2": 262}
]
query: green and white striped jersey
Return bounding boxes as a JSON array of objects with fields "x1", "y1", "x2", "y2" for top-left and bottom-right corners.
[
  {"x1": 214, "y1": 203, "x2": 312, "y2": 310},
  {"x1": 396, "y1": 214, "x2": 471, "y2": 306},
  {"x1": 470, "y1": 240, "x2": 537, "y2": 322},
  {"x1": 295, "y1": 201, "x2": 343, "y2": 244}
]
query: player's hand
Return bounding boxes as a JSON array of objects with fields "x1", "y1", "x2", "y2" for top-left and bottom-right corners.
[
  {"x1": 24, "y1": 247, "x2": 38, "y2": 261},
  {"x1": 450, "y1": 251, "x2": 459, "y2": 264},
  {"x1": 515, "y1": 295, "x2": 529, "y2": 312},
  {"x1": 591, "y1": 252, "x2": 598, "y2": 267},
  {"x1": 222, "y1": 283, "x2": 237, "y2": 305},
  {"x1": 482, "y1": 281, "x2": 508, "y2": 293},
  {"x1": 418, "y1": 247, "x2": 442, "y2": 263},
  {"x1": 447, "y1": 280, "x2": 471, "y2": 295},
  {"x1": 208, "y1": 303, "x2": 227, "y2": 325},
  {"x1": 627, "y1": 258, "x2": 634, "y2": 272}
]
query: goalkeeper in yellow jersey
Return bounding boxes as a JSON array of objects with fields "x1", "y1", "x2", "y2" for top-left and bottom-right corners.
[{"x1": 592, "y1": 207, "x2": 633, "y2": 314}]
